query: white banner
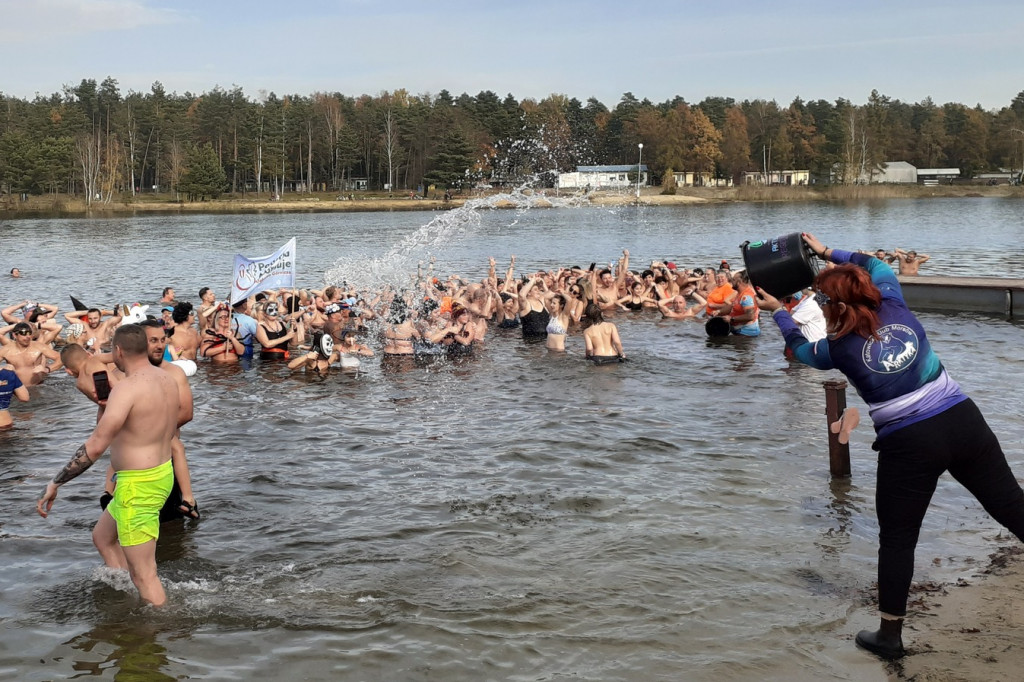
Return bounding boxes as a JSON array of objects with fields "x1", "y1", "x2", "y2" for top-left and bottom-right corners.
[{"x1": 229, "y1": 238, "x2": 296, "y2": 305}]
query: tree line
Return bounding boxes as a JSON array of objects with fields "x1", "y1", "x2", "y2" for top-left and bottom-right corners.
[{"x1": 2, "y1": 77, "x2": 1023, "y2": 204}]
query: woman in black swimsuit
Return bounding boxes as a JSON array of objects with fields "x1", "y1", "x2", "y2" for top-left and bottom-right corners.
[
  {"x1": 255, "y1": 302, "x2": 296, "y2": 360},
  {"x1": 517, "y1": 277, "x2": 549, "y2": 342},
  {"x1": 617, "y1": 280, "x2": 657, "y2": 312}
]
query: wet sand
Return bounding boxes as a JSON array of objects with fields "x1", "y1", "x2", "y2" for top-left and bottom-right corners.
[{"x1": 883, "y1": 546, "x2": 1024, "y2": 681}]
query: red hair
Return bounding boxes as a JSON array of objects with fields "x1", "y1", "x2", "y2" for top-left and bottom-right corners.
[{"x1": 814, "y1": 264, "x2": 881, "y2": 339}]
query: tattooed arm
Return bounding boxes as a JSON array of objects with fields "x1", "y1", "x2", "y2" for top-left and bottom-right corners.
[
  {"x1": 37, "y1": 378, "x2": 129, "y2": 519},
  {"x1": 37, "y1": 443, "x2": 97, "y2": 518}
]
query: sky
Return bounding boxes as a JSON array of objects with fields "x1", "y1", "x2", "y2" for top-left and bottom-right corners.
[{"x1": 1, "y1": 0, "x2": 1021, "y2": 110}]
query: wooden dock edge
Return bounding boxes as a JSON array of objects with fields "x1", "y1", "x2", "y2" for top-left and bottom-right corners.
[{"x1": 896, "y1": 275, "x2": 1024, "y2": 318}]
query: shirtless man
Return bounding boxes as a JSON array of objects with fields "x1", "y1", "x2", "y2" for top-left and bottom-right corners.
[
  {"x1": 592, "y1": 249, "x2": 629, "y2": 310},
  {"x1": 37, "y1": 324, "x2": 180, "y2": 606},
  {"x1": 2, "y1": 300, "x2": 63, "y2": 342},
  {"x1": 658, "y1": 293, "x2": 704, "y2": 320},
  {"x1": 159, "y1": 287, "x2": 175, "y2": 305},
  {"x1": 0, "y1": 322, "x2": 62, "y2": 385},
  {"x1": 892, "y1": 248, "x2": 930, "y2": 275},
  {"x1": 169, "y1": 302, "x2": 200, "y2": 361},
  {"x1": 197, "y1": 287, "x2": 217, "y2": 333},
  {"x1": 60, "y1": 343, "x2": 123, "y2": 406},
  {"x1": 65, "y1": 307, "x2": 122, "y2": 353},
  {"x1": 138, "y1": 319, "x2": 198, "y2": 522}
]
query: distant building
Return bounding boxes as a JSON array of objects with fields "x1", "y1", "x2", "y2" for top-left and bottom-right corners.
[
  {"x1": 672, "y1": 171, "x2": 733, "y2": 188},
  {"x1": 742, "y1": 170, "x2": 810, "y2": 186},
  {"x1": 557, "y1": 165, "x2": 648, "y2": 190},
  {"x1": 828, "y1": 161, "x2": 922, "y2": 185},
  {"x1": 873, "y1": 161, "x2": 918, "y2": 184},
  {"x1": 916, "y1": 168, "x2": 961, "y2": 185}
]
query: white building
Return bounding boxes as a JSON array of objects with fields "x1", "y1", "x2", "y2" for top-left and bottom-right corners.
[
  {"x1": 916, "y1": 168, "x2": 960, "y2": 185},
  {"x1": 873, "y1": 161, "x2": 918, "y2": 184},
  {"x1": 672, "y1": 171, "x2": 733, "y2": 187},
  {"x1": 557, "y1": 165, "x2": 648, "y2": 190},
  {"x1": 742, "y1": 170, "x2": 810, "y2": 186}
]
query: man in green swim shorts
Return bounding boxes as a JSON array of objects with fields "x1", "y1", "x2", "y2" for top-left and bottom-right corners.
[{"x1": 38, "y1": 324, "x2": 180, "y2": 606}]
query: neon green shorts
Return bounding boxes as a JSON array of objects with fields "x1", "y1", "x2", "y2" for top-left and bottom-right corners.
[{"x1": 108, "y1": 459, "x2": 173, "y2": 547}]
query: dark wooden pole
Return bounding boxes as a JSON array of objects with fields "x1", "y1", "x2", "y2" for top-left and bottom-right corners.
[{"x1": 823, "y1": 379, "x2": 851, "y2": 478}]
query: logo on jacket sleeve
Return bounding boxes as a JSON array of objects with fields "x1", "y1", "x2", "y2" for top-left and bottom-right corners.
[{"x1": 862, "y1": 324, "x2": 918, "y2": 373}]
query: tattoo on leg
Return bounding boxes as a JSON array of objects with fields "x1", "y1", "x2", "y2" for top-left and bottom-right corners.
[{"x1": 53, "y1": 443, "x2": 94, "y2": 485}]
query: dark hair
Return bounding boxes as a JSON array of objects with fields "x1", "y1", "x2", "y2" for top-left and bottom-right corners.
[
  {"x1": 162, "y1": 287, "x2": 174, "y2": 297},
  {"x1": 199, "y1": 287, "x2": 211, "y2": 299},
  {"x1": 172, "y1": 301, "x2": 194, "y2": 324},
  {"x1": 584, "y1": 303, "x2": 604, "y2": 325},
  {"x1": 598, "y1": 268, "x2": 612, "y2": 277},
  {"x1": 12, "y1": 321, "x2": 33, "y2": 336},
  {"x1": 387, "y1": 298, "x2": 409, "y2": 324},
  {"x1": 641, "y1": 269, "x2": 655, "y2": 279},
  {"x1": 113, "y1": 324, "x2": 148, "y2": 355},
  {"x1": 232, "y1": 299, "x2": 247, "y2": 311},
  {"x1": 87, "y1": 307, "x2": 101, "y2": 316},
  {"x1": 139, "y1": 318, "x2": 164, "y2": 329},
  {"x1": 814, "y1": 264, "x2": 882, "y2": 339}
]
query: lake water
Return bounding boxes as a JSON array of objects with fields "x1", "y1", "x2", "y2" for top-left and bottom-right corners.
[{"x1": 1, "y1": 196, "x2": 1023, "y2": 681}]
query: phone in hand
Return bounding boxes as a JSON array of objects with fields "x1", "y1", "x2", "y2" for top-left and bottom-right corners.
[
  {"x1": 589, "y1": 262, "x2": 596, "y2": 271},
  {"x1": 93, "y1": 371, "x2": 111, "y2": 401}
]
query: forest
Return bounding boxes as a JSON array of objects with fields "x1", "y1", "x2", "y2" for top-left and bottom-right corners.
[{"x1": 2, "y1": 77, "x2": 1023, "y2": 204}]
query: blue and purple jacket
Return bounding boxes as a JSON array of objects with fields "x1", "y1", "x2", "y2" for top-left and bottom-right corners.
[{"x1": 772, "y1": 249, "x2": 966, "y2": 438}]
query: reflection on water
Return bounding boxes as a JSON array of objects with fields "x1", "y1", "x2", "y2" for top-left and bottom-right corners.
[{"x1": 1, "y1": 200, "x2": 1022, "y2": 680}]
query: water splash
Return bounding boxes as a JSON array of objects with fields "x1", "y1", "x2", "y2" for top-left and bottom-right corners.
[{"x1": 322, "y1": 184, "x2": 590, "y2": 294}]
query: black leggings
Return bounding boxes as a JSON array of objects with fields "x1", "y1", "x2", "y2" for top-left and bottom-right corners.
[{"x1": 874, "y1": 398, "x2": 1024, "y2": 616}]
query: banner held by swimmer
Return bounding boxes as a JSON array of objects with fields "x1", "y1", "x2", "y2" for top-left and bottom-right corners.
[{"x1": 229, "y1": 238, "x2": 297, "y2": 305}]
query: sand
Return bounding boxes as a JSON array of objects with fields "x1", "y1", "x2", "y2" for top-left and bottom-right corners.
[{"x1": 873, "y1": 545, "x2": 1024, "y2": 681}]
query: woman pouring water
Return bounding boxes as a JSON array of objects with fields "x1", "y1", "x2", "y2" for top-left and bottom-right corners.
[{"x1": 756, "y1": 232, "x2": 1024, "y2": 660}]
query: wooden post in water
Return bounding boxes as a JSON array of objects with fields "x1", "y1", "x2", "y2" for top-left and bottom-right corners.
[{"x1": 823, "y1": 379, "x2": 851, "y2": 478}]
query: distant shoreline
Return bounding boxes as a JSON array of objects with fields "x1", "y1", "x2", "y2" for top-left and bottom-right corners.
[{"x1": 1, "y1": 184, "x2": 1019, "y2": 219}]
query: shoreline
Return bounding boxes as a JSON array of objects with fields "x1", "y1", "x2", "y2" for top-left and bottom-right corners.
[
  {"x1": 1, "y1": 184, "x2": 1020, "y2": 219},
  {"x1": 879, "y1": 544, "x2": 1024, "y2": 680}
]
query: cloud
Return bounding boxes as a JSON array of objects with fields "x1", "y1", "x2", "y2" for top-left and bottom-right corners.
[{"x1": 0, "y1": 0, "x2": 180, "y2": 42}]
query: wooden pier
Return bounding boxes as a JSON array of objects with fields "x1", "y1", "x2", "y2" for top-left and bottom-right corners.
[{"x1": 897, "y1": 275, "x2": 1024, "y2": 318}]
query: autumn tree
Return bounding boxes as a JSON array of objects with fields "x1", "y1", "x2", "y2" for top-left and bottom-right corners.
[{"x1": 719, "y1": 107, "x2": 752, "y2": 183}]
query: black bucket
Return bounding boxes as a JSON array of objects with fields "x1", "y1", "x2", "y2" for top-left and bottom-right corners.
[
  {"x1": 740, "y1": 233, "x2": 819, "y2": 298},
  {"x1": 705, "y1": 316, "x2": 731, "y2": 338}
]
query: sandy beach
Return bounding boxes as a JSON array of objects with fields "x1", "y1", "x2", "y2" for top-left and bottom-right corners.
[{"x1": 876, "y1": 545, "x2": 1024, "y2": 681}]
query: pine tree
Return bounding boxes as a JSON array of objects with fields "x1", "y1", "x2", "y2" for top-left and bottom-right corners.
[{"x1": 178, "y1": 143, "x2": 227, "y2": 200}]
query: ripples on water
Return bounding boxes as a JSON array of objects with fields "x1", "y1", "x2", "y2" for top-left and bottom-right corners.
[{"x1": 1, "y1": 199, "x2": 1022, "y2": 680}]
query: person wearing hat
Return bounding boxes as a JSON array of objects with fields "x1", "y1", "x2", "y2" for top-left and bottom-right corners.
[
  {"x1": 0, "y1": 322, "x2": 63, "y2": 386},
  {"x1": 2, "y1": 300, "x2": 63, "y2": 343},
  {"x1": 64, "y1": 307, "x2": 123, "y2": 353}
]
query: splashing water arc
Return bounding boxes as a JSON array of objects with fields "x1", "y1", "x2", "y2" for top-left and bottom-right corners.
[{"x1": 322, "y1": 186, "x2": 592, "y2": 293}]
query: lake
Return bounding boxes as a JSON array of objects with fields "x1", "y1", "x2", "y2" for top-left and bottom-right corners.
[{"x1": 1, "y1": 195, "x2": 1023, "y2": 680}]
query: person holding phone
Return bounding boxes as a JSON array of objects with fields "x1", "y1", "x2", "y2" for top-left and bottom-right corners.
[{"x1": 38, "y1": 324, "x2": 181, "y2": 607}]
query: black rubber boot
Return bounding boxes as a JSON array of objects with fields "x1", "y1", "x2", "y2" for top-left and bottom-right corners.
[{"x1": 856, "y1": 617, "x2": 906, "y2": 659}]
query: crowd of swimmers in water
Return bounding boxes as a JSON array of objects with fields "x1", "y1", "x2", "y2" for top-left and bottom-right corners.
[{"x1": 0, "y1": 245, "x2": 927, "y2": 419}]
